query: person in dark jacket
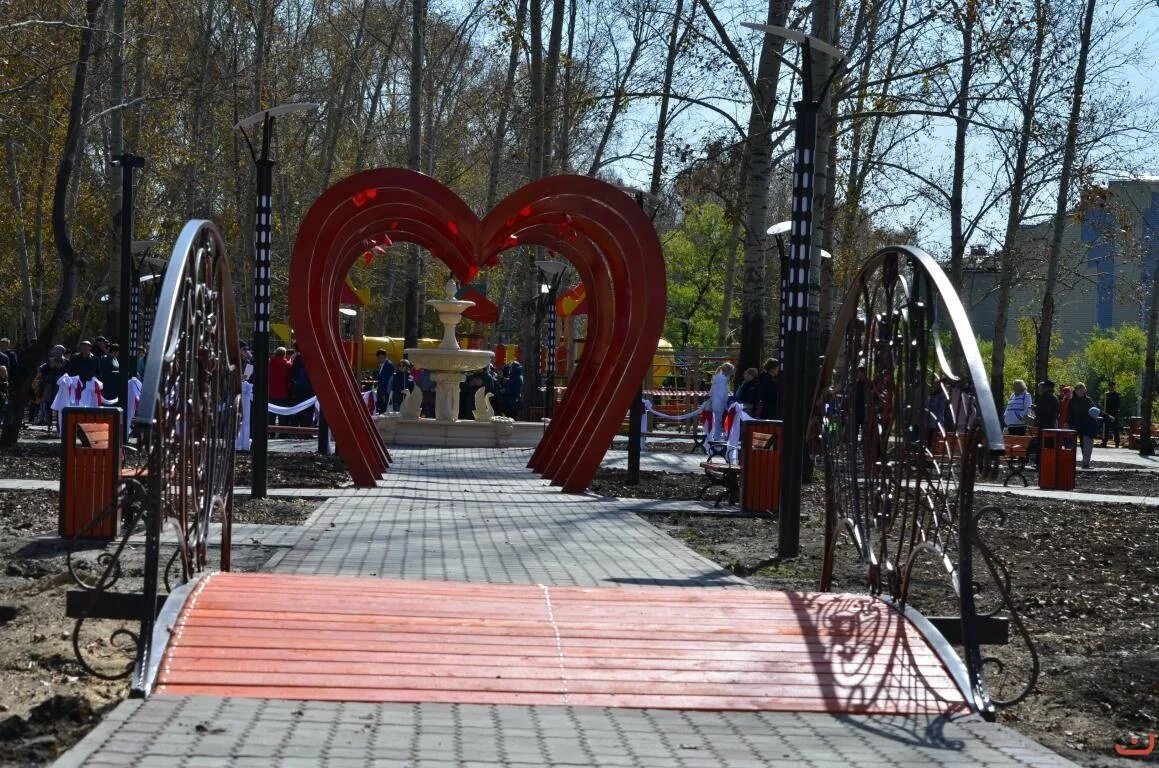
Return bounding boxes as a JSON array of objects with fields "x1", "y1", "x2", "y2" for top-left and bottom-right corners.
[
  {"x1": 66, "y1": 341, "x2": 100, "y2": 384},
  {"x1": 502, "y1": 361, "x2": 524, "y2": 418},
  {"x1": 374, "y1": 349, "x2": 396, "y2": 414},
  {"x1": 755, "y1": 358, "x2": 779, "y2": 419},
  {"x1": 1101, "y1": 380, "x2": 1121, "y2": 448},
  {"x1": 1067, "y1": 382, "x2": 1098, "y2": 469},
  {"x1": 734, "y1": 367, "x2": 759, "y2": 413},
  {"x1": 0, "y1": 337, "x2": 17, "y2": 379},
  {"x1": 99, "y1": 342, "x2": 121, "y2": 399},
  {"x1": 1029, "y1": 379, "x2": 1059, "y2": 467},
  {"x1": 391, "y1": 360, "x2": 412, "y2": 412}
]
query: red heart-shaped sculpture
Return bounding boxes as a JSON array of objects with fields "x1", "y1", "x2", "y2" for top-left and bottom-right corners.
[{"x1": 289, "y1": 169, "x2": 665, "y2": 492}]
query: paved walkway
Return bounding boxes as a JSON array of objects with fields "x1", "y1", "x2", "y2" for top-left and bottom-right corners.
[{"x1": 53, "y1": 447, "x2": 1073, "y2": 767}]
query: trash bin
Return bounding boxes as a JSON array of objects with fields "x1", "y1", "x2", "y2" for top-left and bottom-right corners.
[
  {"x1": 59, "y1": 407, "x2": 121, "y2": 539},
  {"x1": 741, "y1": 420, "x2": 782, "y2": 515},
  {"x1": 1038, "y1": 428, "x2": 1076, "y2": 491}
]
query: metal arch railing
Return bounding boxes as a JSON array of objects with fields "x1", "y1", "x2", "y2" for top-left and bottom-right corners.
[
  {"x1": 811, "y1": 244, "x2": 1038, "y2": 720},
  {"x1": 67, "y1": 220, "x2": 240, "y2": 692},
  {"x1": 131, "y1": 219, "x2": 241, "y2": 693}
]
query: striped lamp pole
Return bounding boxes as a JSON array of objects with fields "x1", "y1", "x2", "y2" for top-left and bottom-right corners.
[
  {"x1": 235, "y1": 103, "x2": 318, "y2": 499},
  {"x1": 743, "y1": 23, "x2": 843, "y2": 558}
]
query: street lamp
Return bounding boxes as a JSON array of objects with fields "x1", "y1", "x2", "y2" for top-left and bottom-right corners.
[
  {"x1": 110, "y1": 153, "x2": 145, "y2": 446},
  {"x1": 129, "y1": 240, "x2": 160, "y2": 379},
  {"x1": 746, "y1": 22, "x2": 844, "y2": 558},
  {"x1": 234, "y1": 102, "x2": 318, "y2": 499},
  {"x1": 536, "y1": 259, "x2": 568, "y2": 420}
]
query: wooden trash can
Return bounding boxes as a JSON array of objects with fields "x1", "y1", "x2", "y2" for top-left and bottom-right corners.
[
  {"x1": 59, "y1": 407, "x2": 121, "y2": 539},
  {"x1": 741, "y1": 420, "x2": 783, "y2": 515},
  {"x1": 1038, "y1": 428, "x2": 1076, "y2": 491}
]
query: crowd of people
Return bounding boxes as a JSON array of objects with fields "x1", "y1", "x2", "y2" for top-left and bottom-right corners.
[
  {"x1": 372, "y1": 350, "x2": 527, "y2": 420},
  {"x1": 0, "y1": 336, "x2": 143, "y2": 430},
  {"x1": 706, "y1": 357, "x2": 780, "y2": 440},
  {"x1": 1002, "y1": 378, "x2": 1121, "y2": 468}
]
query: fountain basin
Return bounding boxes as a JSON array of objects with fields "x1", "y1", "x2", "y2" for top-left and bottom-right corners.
[
  {"x1": 405, "y1": 348, "x2": 494, "y2": 373},
  {"x1": 375, "y1": 413, "x2": 546, "y2": 448}
]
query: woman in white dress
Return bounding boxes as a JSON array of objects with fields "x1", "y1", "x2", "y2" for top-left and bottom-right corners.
[{"x1": 709, "y1": 362, "x2": 734, "y2": 441}]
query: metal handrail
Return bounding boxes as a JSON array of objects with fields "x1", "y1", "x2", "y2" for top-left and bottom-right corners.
[
  {"x1": 813, "y1": 244, "x2": 1037, "y2": 719},
  {"x1": 132, "y1": 220, "x2": 240, "y2": 694}
]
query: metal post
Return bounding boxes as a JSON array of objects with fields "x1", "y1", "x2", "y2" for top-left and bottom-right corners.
[
  {"x1": 129, "y1": 266, "x2": 139, "y2": 362},
  {"x1": 627, "y1": 389, "x2": 643, "y2": 484},
  {"x1": 778, "y1": 44, "x2": 819, "y2": 558},
  {"x1": 250, "y1": 116, "x2": 274, "y2": 499},
  {"x1": 112, "y1": 153, "x2": 144, "y2": 445},
  {"x1": 545, "y1": 284, "x2": 557, "y2": 419},
  {"x1": 317, "y1": 409, "x2": 331, "y2": 455}
]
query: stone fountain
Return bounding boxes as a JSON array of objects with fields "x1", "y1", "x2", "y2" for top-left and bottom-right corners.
[
  {"x1": 375, "y1": 280, "x2": 546, "y2": 447},
  {"x1": 404, "y1": 280, "x2": 495, "y2": 422}
]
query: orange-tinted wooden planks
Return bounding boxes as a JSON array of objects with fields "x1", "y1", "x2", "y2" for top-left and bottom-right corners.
[{"x1": 155, "y1": 573, "x2": 968, "y2": 715}]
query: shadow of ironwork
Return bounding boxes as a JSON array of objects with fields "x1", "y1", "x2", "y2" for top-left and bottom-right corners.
[{"x1": 809, "y1": 245, "x2": 1039, "y2": 721}]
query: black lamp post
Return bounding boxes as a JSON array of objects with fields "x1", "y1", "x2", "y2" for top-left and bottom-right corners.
[
  {"x1": 235, "y1": 102, "x2": 318, "y2": 499},
  {"x1": 111, "y1": 153, "x2": 145, "y2": 445},
  {"x1": 743, "y1": 22, "x2": 843, "y2": 558},
  {"x1": 536, "y1": 259, "x2": 567, "y2": 420}
]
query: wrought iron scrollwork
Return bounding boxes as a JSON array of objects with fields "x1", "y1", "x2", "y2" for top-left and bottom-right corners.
[
  {"x1": 812, "y1": 245, "x2": 1038, "y2": 719},
  {"x1": 132, "y1": 220, "x2": 240, "y2": 694},
  {"x1": 66, "y1": 220, "x2": 239, "y2": 692}
]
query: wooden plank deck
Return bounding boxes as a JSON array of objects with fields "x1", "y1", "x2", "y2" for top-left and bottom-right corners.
[{"x1": 155, "y1": 572, "x2": 969, "y2": 715}]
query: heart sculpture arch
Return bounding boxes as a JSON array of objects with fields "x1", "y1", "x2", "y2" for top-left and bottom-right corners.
[{"x1": 289, "y1": 169, "x2": 666, "y2": 492}]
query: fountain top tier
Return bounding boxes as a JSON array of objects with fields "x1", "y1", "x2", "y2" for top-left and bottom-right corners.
[{"x1": 405, "y1": 279, "x2": 494, "y2": 373}]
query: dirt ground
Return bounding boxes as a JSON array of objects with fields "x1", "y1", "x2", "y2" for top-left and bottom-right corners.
[
  {"x1": 2, "y1": 435, "x2": 1156, "y2": 766},
  {"x1": 0, "y1": 435, "x2": 336, "y2": 767}
]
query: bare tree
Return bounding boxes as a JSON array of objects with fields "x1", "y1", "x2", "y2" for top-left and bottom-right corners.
[
  {"x1": 1036, "y1": 0, "x2": 1097, "y2": 383},
  {"x1": 3, "y1": 0, "x2": 104, "y2": 446}
]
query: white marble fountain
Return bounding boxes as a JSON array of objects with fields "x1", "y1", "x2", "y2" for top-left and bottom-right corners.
[{"x1": 375, "y1": 281, "x2": 547, "y2": 448}]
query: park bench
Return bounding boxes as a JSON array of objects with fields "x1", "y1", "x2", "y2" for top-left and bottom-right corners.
[
  {"x1": 698, "y1": 460, "x2": 740, "y2": 507},
  {"x1": 267, "y1": 424, "x2": 318, "y2": 437},
  {"x1": 1127, "y1": 421, "x2": 1159, "y2": 451},
  {"x1": 931, "y1": 433, "x2": 1034, "y2": 486},
  {"x1": 1000, "y1": 434, "x2": 1033, "y2": 486}
]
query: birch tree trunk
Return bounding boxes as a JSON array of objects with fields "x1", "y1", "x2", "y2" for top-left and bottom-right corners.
[
  {"x1": 404, "y1": 0, "x2": 426, "y2": 348},
  {"x1": 4, "y1": 141, "x2": 36, "y2": 343},
  {"x1": 948, "y1": 0, "x2": 975, "y2": 290},
  {"x1": 485, "y1": 0, "x2": 528, "y2": 210},
  {"x1": 991, "y1": 0, "x2": 1046, "y2": 408},
  {"x1": 648, "y1": 0, "x2": 683, "y2": 198},
  {"x1": 736, "y1": 0, "x2": 791, "y2": 378},
  {"x1": 1036, "y1": 0, "x2": 1096, "y2": 383}
]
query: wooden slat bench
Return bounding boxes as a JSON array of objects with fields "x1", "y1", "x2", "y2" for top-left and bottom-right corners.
[
  {"x1": 698, "y1": 460, "x2": 740, "y2": 507},
  {"x1": 1128, "y1": 422, "x2": 1159, "y2": 451},
  {"x1": 1001, "y1": 435, "x2": 1033, "y2": 486},
  {"x1": 930, "y1": 433, "x2": 1034, "y2": 486}
]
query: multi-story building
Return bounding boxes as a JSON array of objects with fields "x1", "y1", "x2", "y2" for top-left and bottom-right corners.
[{"x1": 963, "y1": 178, "x2": 1159, "y2": 354}]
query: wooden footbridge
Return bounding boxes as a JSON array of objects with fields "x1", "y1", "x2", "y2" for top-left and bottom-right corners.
[
  {"x1": 150, "y1": 573, "x2": 967, "y2": 715},
  {"x1": 59, "y1": 227, "x2": 1054, "y2": 766}
]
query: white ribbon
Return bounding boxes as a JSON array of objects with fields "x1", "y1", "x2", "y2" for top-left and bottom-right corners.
[
  {"x1": 645, "y1": 400, "x2": 707, "y2": 421},
  {"x1": 237, "y1": 380, "x2": 253, "y2": 450},
  {"x1": 268, "y1": 396, "x2": 319, "y2": 416}
]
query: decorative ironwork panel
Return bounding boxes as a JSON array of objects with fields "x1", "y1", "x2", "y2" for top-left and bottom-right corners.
[
  {"x1": 68, "y1": 220, "x2": 240, "y2": 692},
  {"x1": 812, "y1": 245, "x2": 1038, "y2": 720},
  {"x1": 134, "y1": 220, "x2": 240, "y2": 693}
]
